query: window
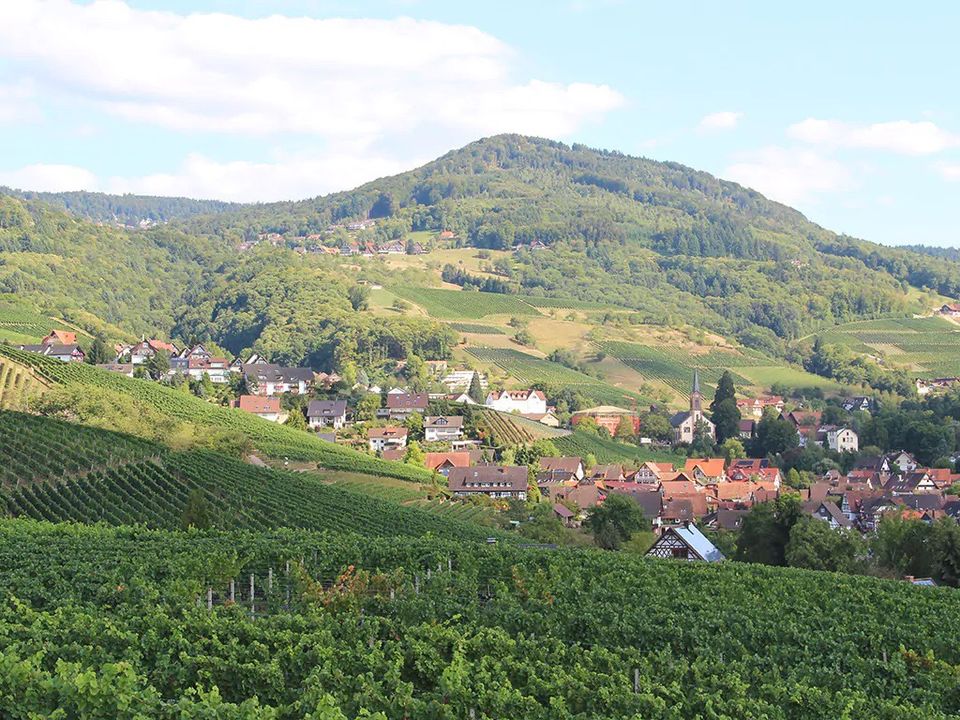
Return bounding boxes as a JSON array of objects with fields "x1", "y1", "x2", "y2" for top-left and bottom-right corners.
[{"x1": 671, "y1": 547, "x2": 688, "y2": 559}]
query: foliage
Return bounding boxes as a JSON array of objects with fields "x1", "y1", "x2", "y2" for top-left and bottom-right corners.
[{"x1": 585, "y1": 494, "x2": 646, "y2": 549}]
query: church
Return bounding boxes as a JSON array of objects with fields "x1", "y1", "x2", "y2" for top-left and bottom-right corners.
[{"x1": 669, "y1": 370, "x2": 716, "y2": 444}]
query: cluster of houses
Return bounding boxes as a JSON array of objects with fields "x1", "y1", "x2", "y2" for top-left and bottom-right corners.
[
  {"x1": 16, "y1": 330, "x2": 86, "y2": 362},
  {"x1": 236, "y1": 224, "x2": 452, "y2": 256}
]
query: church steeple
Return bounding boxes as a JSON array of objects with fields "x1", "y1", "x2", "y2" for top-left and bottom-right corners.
[{"x1": 690, "y1": 369, "x2": 703, "y2": 414}]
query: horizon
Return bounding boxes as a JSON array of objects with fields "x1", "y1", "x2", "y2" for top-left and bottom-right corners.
[{"x1": 0, "y1": 1, "x2": 958, "y2": 247}]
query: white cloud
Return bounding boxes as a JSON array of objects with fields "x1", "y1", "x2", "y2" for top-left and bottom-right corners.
[
  {"x1": 105, "y1": 152, "x2": 414, "y2": 202},
  {"x1": 0, "y1": 163, "x2": 98, "y2": 192},
  {"x1": 724, "y1": 146, "x2": 854, "y2": 205},
  {"x1": 0, "y1": 0, "x2": 623, "y2": 141},
  {"x1": 697, "y1": 111, "x2": 742, "y2": 132},
  {"x1": 938, "y1": 163, "x2": 960, "y2": 182},
  {"x1": 0, "y1": 81, "x2": 40, "y2": 124},
  {"x1": 788, "y1": 118, "x2": 960, "y2": 155}
]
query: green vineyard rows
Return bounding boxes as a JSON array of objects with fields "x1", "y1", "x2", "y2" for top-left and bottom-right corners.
[
  {"x1": 555, "y1": 430, "x2": 682, "y2": 465},
  {"x1": 0, "y1": 346, "x2": 433, "y2": 482},
  {"x1": 3, "y1": 520, "x2": 960, "y2": 717},
  {"x1": 446, "y1": 322, "x2": 506, "y2": 334}
]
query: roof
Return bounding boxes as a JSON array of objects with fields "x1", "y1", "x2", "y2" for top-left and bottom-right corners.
[
  {"x1": 662, "y1": 494, "x2": 710, "y2": 519},
  {"x1": 711, "y1": 481, "x2": 756, "y2": 501},
  {"x1": 381, "y1": 449, "x2": 406, "y2": 461},
  {"x1": 307, "y1": 400, "x2": 347, "y2": 418},
  {"x1": 447, "y1": 466, "x2": 528, "y2": 493},
  {"x1": 710, "y1": 508, "x2": 748, "y2": 531},
  {"x1": 424, "y1": 415, "x2": 464, "y2": 428},
  {"x1": 487, "y1": 389, "x2": 546, "y2": 402},
  {"x1": 684, "y1": 458, "x2": 726, "y2": 478},
  {"x1": 424, "y1": 452, "x2": 471, "y2": 471},
  {"x1": 553, "y1": 503, "x2": 574, "y2": 519},
  {"x1": 236, "y1": 395, "x2": 281, "y2": 414},
  {"x1": 589, "y1": 464, "x2": 624, "y2": 481},
  {"x1": 574, "y1": 405, "x2": 635, "y2": 416},
  {"x1": 649, "y1": 523, "x2": 724, "y2": 561},
  {"x1": 607, "y1": 486, "x2": 662, "y2": 519},
  {"x1": 660, "y1": 480, "x2": 699, "y2": 497},
  {"x1": 44, "y1": 330, "x2": 77, "y2": 345},
  {"x1": 669, "y1": 411, "x2": 692, "y2": 428},
  {"x1": 540, "y1": 457, "x2": 583, "y2": 473},
  {"x1": 367, "y1": 427, "x2": 408, "y2": 440},
  {"x1": 243, "y1": 364, "x2": 314, "y2": 385},
  {"x1": 385, "y1": 392, "x2": 430, "y2": 410}
]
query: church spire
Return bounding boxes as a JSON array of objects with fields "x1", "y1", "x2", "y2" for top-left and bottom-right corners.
[{"x1": 690, "y1": 369, "x2": 702, "y2": 414}]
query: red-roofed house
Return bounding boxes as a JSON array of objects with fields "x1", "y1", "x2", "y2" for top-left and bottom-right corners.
[
  {"x1": 233, "y1": 395, "x2": 284, "y2": 423},
  {"x1": 684, "y1": 458, "x2": 726, "y2": 484},
  {"x1": 424, "y1": 452, "x2": 471, "y2": 476}
]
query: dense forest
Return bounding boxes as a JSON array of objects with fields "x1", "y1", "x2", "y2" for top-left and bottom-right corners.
[{"x1": 0, "y1": 187, "x2": 240, "y2": 225}]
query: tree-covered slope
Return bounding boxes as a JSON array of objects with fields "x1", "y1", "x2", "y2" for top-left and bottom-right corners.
[
  {"x1": 177, "y1": 134, "x2": 960, "y2": 354},
  {"x1": 0, "y1": 187, "x2": 240, "y2": 225}
]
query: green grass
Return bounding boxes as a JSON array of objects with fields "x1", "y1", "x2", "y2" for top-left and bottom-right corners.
[
  {"x1": 467, "y1": 346, "x2": 643, "y2": 406},
  {"x1": 594, "y1": 341, "x2": 759, "y2": 396},
  {"x1": 734, "y1": 366, "x2": 844, "y2": 390}
]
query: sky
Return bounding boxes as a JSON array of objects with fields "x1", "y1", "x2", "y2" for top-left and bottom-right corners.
[{"x1": 0, "y1": 1, "x2": 958, "y2": 247}]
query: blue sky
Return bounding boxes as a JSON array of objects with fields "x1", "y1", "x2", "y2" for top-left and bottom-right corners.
[{"x1": 1, "y1": 1, "x2": 958, "y2": 247}]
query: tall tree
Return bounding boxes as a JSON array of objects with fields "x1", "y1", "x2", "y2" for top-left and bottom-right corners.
[
  {"x1": 709, "y1": 370, "x2": 741, "y2": 444},
  {"x1": 85, "y1": 335, "x2": 112, "y2": 365},
  {"x1": 467, "y1": 371, "x2": 485, "y2": 404},
  {"x1": 585, "y1": 494, "x2": 646, "y2": 550}
]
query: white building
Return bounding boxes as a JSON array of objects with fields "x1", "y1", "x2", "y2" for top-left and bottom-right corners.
[
  {"x1": 484, "y1": 389, "x2": 547, "y2": 415},
  {"x1": 368, "y1": 427, "x2": 408, "y2": 453},
  {"x1": 826, "y1": 426, "x2": 859, "y2": 453},
  {"x1": 424, "y1": 416, "x2": 464, "y2": 443}
]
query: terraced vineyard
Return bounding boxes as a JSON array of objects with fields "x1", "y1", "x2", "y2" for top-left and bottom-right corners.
[
  {"x1": 595, "y1": 341, "x2": 770, "y2": 396},
  {"x1": 392, "y1": 287, "x2": 539, "y2": 319},
  {"x1": 817, "y1": 316, "x2": 960, "y2": 378},
  {"x1": 0, "y1": 346, "x2": 432, "y2": 482},
  {"x1": 1, "y1": 412, "x2": 162, "y2": 487},
  {"x1": 0, "y1": 443, "x2": 498, "y2": 541},
  {"x1": 555, "y1": 429, "x2": 683, "y2": 466},
  {"x1": 0, "y1": 354, "x2": 47, "y2": 409},
  {"x1": 446, "y1": 322, "x2": 505, "y2": 334},
  {"x1": 467, "y1": 347, "x2": 642, "y2": 406},
  {"x1": 0, "y1": 306, "x2": 54, "y2": 338}
]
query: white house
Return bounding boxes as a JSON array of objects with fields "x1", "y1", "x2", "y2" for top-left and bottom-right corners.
[
  {"x1": 424, "y1": 416, "x2": 464, "y2": 442},
  {"x1": 484, "y1": 389, "x2": 547, "y2": 415},
  {"x1": 825, "y1": 426, "x2": 859, "y2": 453},
  {"x1": 368, "y1": 427, "x2": 408, "y2": 453},
  {"x1": 307, "y1": 400, "x2": 348, "y2": 430}
]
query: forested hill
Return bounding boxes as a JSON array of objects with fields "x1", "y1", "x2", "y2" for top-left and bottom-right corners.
[
  {"x1": 4, "y1": 134, "x2": 960, "y2": 366},
  {"x1": 178, "y1": 134, "x2": 960, "y2": 354},
  {"x1": 0, "y1": 187, "x2": 240, "y2": 226}
]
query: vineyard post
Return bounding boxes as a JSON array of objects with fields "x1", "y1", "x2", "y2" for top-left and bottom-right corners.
[
  {"x1": 268, "y1": 567, "x2": 273, "y2": 591},
  {"x1": 230, "y1": 579, "x2": 235, "y2": 603},
  {"x1": 448, "y1": 558, "x2": 452, "y2": 572},
  {"x1": 415, "y1": 574, "x2": 420, "y2": 595},
  {"x1": 390, "y1": 587, "x2": 395, "y2": 601},
  {"x1": 249, "y1": 574, "x2": 255, "y2": 618},
  {"x1": 633, "y1": 668, "x2": 639, "y2": 693},
  {"x1": 207, "y1": 587, "x2": 212, "y2": 611},
  {"x1": 427, "y1": 568, "x2": 432, "y2": 580}
]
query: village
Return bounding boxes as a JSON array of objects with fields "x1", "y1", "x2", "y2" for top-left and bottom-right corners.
[{"x1": 15, "y1": 326, "x2": 960, "y2": 567}]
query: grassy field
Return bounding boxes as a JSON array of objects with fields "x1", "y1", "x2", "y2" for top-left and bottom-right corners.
[
  {"x1": 392, "y1": 287, "x2": 540, "y2": 319},
  {"x1": 467, "y1": 347, "x2": 644, "y2": 406},
  {"x1": 446, "y1": 322, "x2": 506, "y2": 334}
]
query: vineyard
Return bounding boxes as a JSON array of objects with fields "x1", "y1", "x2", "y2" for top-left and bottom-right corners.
[
  {"x1": 467, "y1": 347, "x2": 642, "y2": 406},
  {"x1": 393, "y1": 286, "x2": 613, "y2": 320},
  {"x1": 0, "y1": 440, "x2": 496, "y2": 541},
  {"x1": 392, "y1": 286, "x2": 539, "y2": 319},
  {"x1": 445, "y1": 322, "x2": 505, "y2": 334},
  {"x1": 555, "y1": 430, "x2": 682, "y2": 466},
  {"x1": 0, "y1": 305, "x2": 55, "y2": 339},
  {"x1": 0, "y1": 411, "x2": 162, "y2": 488},
  {"x1": 594, "y1": 340, "x2": 771, "y2": 396},
  {"x1": 0, "y1": 346, "x2": 433, "y2": 482},
  {"x1": 3, "y1": 519, "x2": 960, "y2": 717},
  {"x1": 0, "y1": 354, "x2": 46, "y2": 409},
  {"x1": 817, "y1": 316, "x2": 960, "y2": 378}
]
